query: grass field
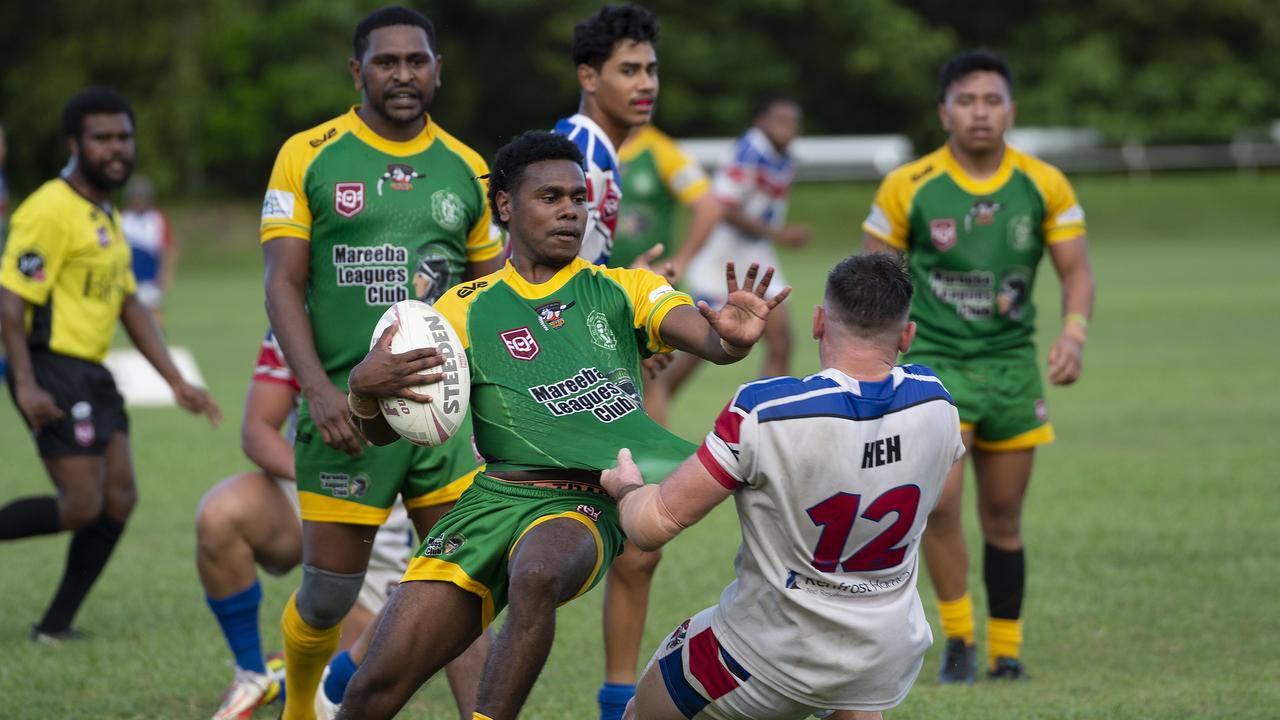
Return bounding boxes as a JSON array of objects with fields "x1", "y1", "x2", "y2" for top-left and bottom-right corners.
[{"x1": 1, "y1": 172, "x2": 1278, "y2": 719}]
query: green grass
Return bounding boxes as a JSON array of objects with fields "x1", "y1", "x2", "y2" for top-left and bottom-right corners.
[{"x1": 2, "y1": 172, "x2": 1278, "y2": 718}]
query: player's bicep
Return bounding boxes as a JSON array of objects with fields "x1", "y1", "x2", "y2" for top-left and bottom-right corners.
[
  {"x1": 0, "y1": 211, "x2": 70, "y2": 304},
  {"x1": 655, "y1": 304, "x2": 709, "y2": 355},
  {"x1": 658, "y1": 454, "x2": 735, "y2": 528},
  {"x1": 243, "y1": 378, "x2": 298, "y2": 433},
  {"x1": 263, "y1": 236, "x2": 311, "y2": 292},
  {"x1": 1047, "y1": 234, "x2": 1091, "y2": 279}
]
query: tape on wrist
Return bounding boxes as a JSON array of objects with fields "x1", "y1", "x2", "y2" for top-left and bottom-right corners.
[
  {"x1": 719, "y1": 338, "x2": 751, "y2": 358},
  {"x1": 347, "y1": 392, "x2": 380, "y2": 419}
]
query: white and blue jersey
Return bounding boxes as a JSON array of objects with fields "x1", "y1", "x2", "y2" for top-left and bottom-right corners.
[
  {"x1": 553, "y1": 113, "x2": 622, "y2": 265},
  {"x1": 690, "y1": 365, "x2": 965, "y2": 712},
  {"x1": 121, "y1": 208, "x2": 172, "y2": 308}
]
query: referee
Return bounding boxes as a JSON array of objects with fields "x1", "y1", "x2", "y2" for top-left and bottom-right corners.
[{"x1": 0, "y1": 87, "x2": 221, "y2": 641}]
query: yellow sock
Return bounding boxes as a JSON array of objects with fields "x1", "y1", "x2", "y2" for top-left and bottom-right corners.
[
  {"x1": 281, "y1": 592, "x2": 342, "y2": 720},
  {"x1": 473, "y1": 714, "x2": 495, "y2": 720},
  {"x1": 937, "y1": 593, "x2": 975, "y2": 644},
  {"x1": 987, "y1": 617, "x2": 1023, "y2": 668}
]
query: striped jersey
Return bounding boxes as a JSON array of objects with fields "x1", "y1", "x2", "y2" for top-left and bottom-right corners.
[
  {"x1": 710, "y1": 127, "x2": 795, "y2": 242},
  {"x1": 697, "y1": 366, "x2": 964, "y2": 709},
  {"x1": 553, "y1": 113, "x2": 622, "y2": 265},
  {"x1": 121, "y1": 208, "x2": 172, "y2": 285}
]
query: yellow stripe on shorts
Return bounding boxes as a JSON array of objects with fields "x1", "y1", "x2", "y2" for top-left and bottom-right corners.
[{"x1": 401, "y1": 556, "x2": 498, "y2": 629}]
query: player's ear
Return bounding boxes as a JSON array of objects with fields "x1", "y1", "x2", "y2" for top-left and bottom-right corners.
[
  {"x1": 898, "y1": 321, "x2": 917, "y2": 354},
  {"x1": 937, "y1": 103, "x2": 951, "y2": 133},
  {"x1": 66, "y1": 135, "x2": 80, "y2": 160},
  {"x1": 495, "y1": 190, "x2": 513, "y2": 225},
  {"x1": 433, "y1": 55, "x2": 444, "y2": 89},
  {"x1": 577, "y1": 63, "x2": 599, "y2": 94},
  {"x1": 349, "y1": 57, "x2": 364, "y2": 91},
  {"x1": 811, "y1": 305, "x2": 824, "y2": 341}
]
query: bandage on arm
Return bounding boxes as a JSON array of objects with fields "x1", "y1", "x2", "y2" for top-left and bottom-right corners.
[{"x1": 616, "y1": 484, "x2": 687, "y2": 551}]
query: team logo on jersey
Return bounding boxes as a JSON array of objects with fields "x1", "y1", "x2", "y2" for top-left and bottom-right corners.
[
  {"x1": 500, "y1": 327, "x2": 540, "y2": 361},
  {"x1": 309, "y1": 127, "x2": 337, "y2": 147},
  {"x1": 261, "y1": 189, "x2": 295, "y2": 221},
  {"x1": 319, "y1": 472, "x2": 369, "y2": 498},
  {"x1": 71, "y1": 401, "x2": 94, "y2": 447},
  {"x1": 1035, "y1": 398, "x2": 1049, "y2": 423},
  {"x1": 413, "y1": 243, "x2": 452, "y2": 304},
  {"x1": 966, "y1": 198, "x2": 1002, "y2": 230},
  {"x1": 575, "y1": 504, "x2": 601, "y2": 522},
  {"x1": 587, "y1": 310, "x2": 617, "y2": 350},
  {"x1": 535, "y1": 300, "x2": 577, "y2": 330},
  {"x1": 95, "y1": 227, "x2": 111, "y2": 247},
  {"x1": 334, "y1": 182, "x2": 365, "y2": 218},
  {"x1": 431, "y1": 189, "x2": 466, "y2": 232},
  {"x1": 665, "y1": 618, "x2": 691, "y2": 650},
  {"x1": 17, "y1": 252, "x2": 46, "y2": 281},
  {"x1": 378, "y1": 164, "x2": 424, "y2": 195},
  {"x1": 423, "y1": 532, "x2": 467, "y2": 556},
  {"x1": 456, "y1": 280, "x2": 489, "y2": 298},
  {"x1": 930, "y1": 218, "x2": 957, "y2": 251},
  {"x1": 996, "y1": 267, "x2": 1031, "y2": 320},
  {"x1": 1007, "y1": 214, "x2": 1034, "y2": 251}
]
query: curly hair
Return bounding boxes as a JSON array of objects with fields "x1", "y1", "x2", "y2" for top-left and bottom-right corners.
[
  {"x1": 938, "y1": 48, "x2": 1013, "y2": 102},
  {"x1": 571, "y1": 4, "x2": 660, "y2": 69},
  {"x1": 353, "y1": 6, "x2": 436, "y2": 60},
  {"x1": 61, "y1": 87, "x2": 134, "y2": 141},
  {"x1": 486, "y1": 131, "x2": 585, "y2": 230}
]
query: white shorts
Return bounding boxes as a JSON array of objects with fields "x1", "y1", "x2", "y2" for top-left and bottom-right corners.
[
  {"x1": 269, "y1": 478, "x2": 413, "y2": 615},
  {"x1": 684, "y1": 232, "x2": 788, "y2": 306},
  {"x1": 644, "y1": 607, "x2": 833, "y2": 720}
]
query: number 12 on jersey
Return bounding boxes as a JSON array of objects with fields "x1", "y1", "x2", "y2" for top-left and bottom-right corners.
[{"x1": 805, "y1": 485, "x2": 921, "y2": 573}]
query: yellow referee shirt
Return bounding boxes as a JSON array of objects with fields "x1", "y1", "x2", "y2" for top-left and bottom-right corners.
[{"x1": 0, "y1": 179, "x2": 137, "y2": 363}]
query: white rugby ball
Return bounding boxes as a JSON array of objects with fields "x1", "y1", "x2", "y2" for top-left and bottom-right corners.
[{"x1": 368, "y1": 300, "x2": 470, "y2": 447}]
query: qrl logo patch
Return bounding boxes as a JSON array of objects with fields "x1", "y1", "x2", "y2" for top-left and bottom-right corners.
[
  {"x1": 500, "y1": 327, "x2": 540, "y2": 361},
  {"x1": 335, "y1": 182, "x2": 365, "y2": 218},
  {"x1": 930, "y1": 218, "x2": 957, "y2": 251},
  {"x1": 576, "y1": 504, "x2": 601, "y2": 522}
]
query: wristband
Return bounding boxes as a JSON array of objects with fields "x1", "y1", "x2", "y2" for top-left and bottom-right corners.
[
  {"x1": 347, "y1": 392, "x2": 380, "y2": 419},
  {"x1": 1065, "y1": 313, "x2": 1089, "y2": 330},
  {"x1": 719, "y1": 338, "x2": 751, "y2": 358}
]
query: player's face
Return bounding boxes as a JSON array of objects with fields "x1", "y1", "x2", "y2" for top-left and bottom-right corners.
[
  {"x1": 502, "y1": 160, "x2": 589, "y2": 267},
  {"x1": 757, "y1": 101, "x2": 802, "y2": 153},
  {"x1": 71, "y1": 113, "x2": 136, "y2": 191},
  {"x1": 354, "y1": 25, "x2": 441, "y2": 126},
  {"x1": 939, "y1": 70, "x2": 1014, "y2": 154},
  {"x1": 585, "y1": 40, "x2": 658, "y2": 128}
]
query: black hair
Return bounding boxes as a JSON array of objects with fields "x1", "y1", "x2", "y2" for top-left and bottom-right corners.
[
  {"x1": 825, "y1": 253, "x2": 914, "y2": 336},
  {"x1": 353, "y1": 6, "x2": 436, "y2": 60},
  {"x1": 572, "y1": 4, "x2": 660, "y2": 69},
  {"x1": 938, "y1": 48, "x2": 1013, "y2": 103},
  {"x1": 751, "y1": 90, "x2": 799, "y2": 121},
  {"x1": 61, "y1": 87, "x2": 134, "y2": 141},
  {"x1": 486, "y1": 131, "x2": 585, "y2": 230}
]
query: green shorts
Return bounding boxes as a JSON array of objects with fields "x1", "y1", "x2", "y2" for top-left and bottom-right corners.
[
  {"x1": 401, "y1": 473, "x2": 623, "y2": 627},
  {"x1": 907, "y1": 347, "x2": 1054, "y2": 452},
  {"x1": 295, "y1": 401, "x2": 482, "y2": 525}
]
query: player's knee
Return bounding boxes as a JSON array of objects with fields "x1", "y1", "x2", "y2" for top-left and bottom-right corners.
[
  {"x1": 508, "y1": 559, "x2": 567, "y2": 610},
  {"x1": 104, "y1": 479, "x2": 137, "y2": 521},
  {"x1": 194, "y1": 493, "x2": 240, "y2": 553},
  {"x1": 57, "y1": 490, "x2": 105, "y2": 530},
  {"x1": 297, "y1": 564, "x2": 366, "y2": 629}
]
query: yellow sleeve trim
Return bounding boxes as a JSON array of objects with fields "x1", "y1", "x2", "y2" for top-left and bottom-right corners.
[
  {"x1": 261, "y1": 222, "x2": 312, "y2": 243},
  {"x1": 401, "y1": 556, "x2": 497, "y2": 629},
  {"x1": 403, "y1": 467, "x2": 482, "y2": 509},
  {"x1": 973, "y1": 423, "x2": 1055, "y2": 452},
  {"x1": 1045, "y1": 228, "x2": 1085, "y2": 245},
  {"x1": 861, "y1": 220, "x2": 907, "y2": 250},
  {"x1": 508, "y1": 511, "x2": 605, "y2": 604},
  {"x1": 646, "y1": 290, "x2": 694, "y2": 353},
  {"x1": 297, "y1": 491, "x2": 393, "y2": 525}
]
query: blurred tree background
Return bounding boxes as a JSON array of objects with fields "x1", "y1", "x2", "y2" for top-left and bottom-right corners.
[{"x1": 1, "y1": 0, "x2": 1277, "y2": 196}]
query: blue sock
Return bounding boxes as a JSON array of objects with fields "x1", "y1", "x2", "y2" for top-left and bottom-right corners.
[
  {"x1": 323, "y1": 649, "x2": 359, "y2": 703},
  {"x1": 597, "y1": 682, "x2": 636, "y2": 720},
  {"x1": 206, "y1": 581, "x2": 266, "y2": 674}
]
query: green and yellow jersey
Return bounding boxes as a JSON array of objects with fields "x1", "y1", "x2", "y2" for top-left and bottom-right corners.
[
  {"x1": 611, "y1": 125, "x2": 710, "y2": 268},
  {"x1": 0, "y1": 179, "x2": 137, "y2": 363},
  {"x1": 434, "y1": 258, "x2": 696, "y2": 481},
  {"x1": 863, "y1": 143, "x2": 1085, "y2": 359},
  {"x1": 260, "y1": 107, "x2": 502, "y2": 384}
]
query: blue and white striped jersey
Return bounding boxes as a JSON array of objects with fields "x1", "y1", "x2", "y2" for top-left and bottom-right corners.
[{"x1": 554, "y1": 113, "x2": 622, "y2": 265}]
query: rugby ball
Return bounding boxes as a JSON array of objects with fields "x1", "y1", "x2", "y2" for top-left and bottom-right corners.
[{"x1": 368, "y1": 300, "x2": 470, "y2": 446}]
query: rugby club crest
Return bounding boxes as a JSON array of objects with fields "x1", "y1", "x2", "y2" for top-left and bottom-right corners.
[
  {"x1": 966, "y1": 199, "x2": 1002, "y2": 230},
  {"x1": 334, "y1": 182, "x2": 365, "y2": 218},
  {"x1": 378, "y1": 163, "x2": 424, "y2": 195},
  {"x1": 500, "y1": 327, "x2": 540, "y2": 361},
  {"x1": 535, "y1": 300, "x2": 577, "y2": 330},
  {"x1": 930, "y1": 218, "x2": 957, "y2": 251}
]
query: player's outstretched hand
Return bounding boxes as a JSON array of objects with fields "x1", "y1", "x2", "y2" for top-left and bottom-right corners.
[
  {"x1": 308, "y1": 382, "x2": 364, "y2": 456},
  {"x1": 1048, "y1": 332, "x2": 1083, "y2": 385},
  {"x1": 14, "y1": 383, "x2": 65, "y2": 430},
  {"x1": 173, "y1": 381, "x2": 223, "y2": 427},
  {"x1": 601, "y1": 448, "x2": 645, "y2": 500},
  {"x1": 349, "y1": 322, "x2": 444, "y2": 404},
  {"x1": 699, "y1": 262, "x2": 792, "y2": 351},
  {"x1": 641, "y1": 353, "x2": 673, "y2": 380},
  {"x1": 629, "y1": 242, "x2": 677, "y2": 282}
]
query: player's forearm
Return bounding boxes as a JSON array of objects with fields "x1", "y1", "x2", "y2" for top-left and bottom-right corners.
[
  {"x1": 0, "y1": 289, "x2": 38, "y2": 388},
  {"x1": 670, "y1": 195, "x2": 723, "y2": 270},
  {"x1": 242, "y1": 419, "x2": 296, "y2": 480},
  {"x1": 121, "y1": 294, "x2": 184, "y2": 385},
  {"x1": 264, "y1": 273, "x2": 332, "y2": 398},
  {"x1": 1050, "y1": 236, "x2": 1095, "y2": 333},
  {"x1": 722, "y1": 204, "x2": 775, "y2": 240}
]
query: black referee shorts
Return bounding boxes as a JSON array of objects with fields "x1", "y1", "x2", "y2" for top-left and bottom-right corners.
[{"x1": 7, "y1": 350, "x2": 129, "y2": 458}]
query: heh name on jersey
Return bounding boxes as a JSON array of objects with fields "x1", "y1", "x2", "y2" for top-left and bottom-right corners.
[
  {"x1": 333, "y1": 243, "x2": 411, "y2": 305},
  {"x1": 527, "y1": 367, "x2": 639, "y2": 423}
]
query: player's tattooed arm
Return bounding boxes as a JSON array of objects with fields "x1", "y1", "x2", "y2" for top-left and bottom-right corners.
[
  {"x1": 264, "y1": 236, "x2": 363, "y2": 455},
  {"x1": 658, "y1": 262, "x2": 792, "y2": 364}
]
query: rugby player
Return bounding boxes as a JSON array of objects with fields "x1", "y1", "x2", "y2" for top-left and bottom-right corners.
[
  {"x1": 862, "y1": 49, "x2": 1096, "y2": 682},
  {"x1": 337, "y1": 130, "x2": 789, "y2": 720},
  {"x1": 197, "y1": 330, "x2": 415, "y2": 719},
  {"x1": 259, "y1": 7, "x2": 500, "y2": 717},
  {"x1": 604, "y1": 253, "x2": 963, "y2": 719},
  {"x1": 0, "y1": 87, "x2": 220, "y2": 641},
  {"x1": 554, "y1": 4, "x2": 660, "y2": 267}
]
